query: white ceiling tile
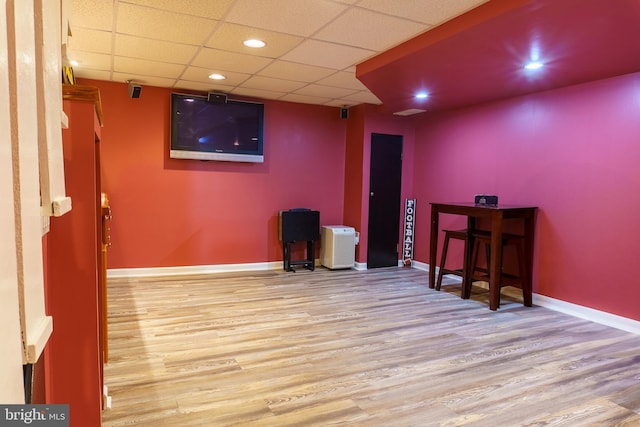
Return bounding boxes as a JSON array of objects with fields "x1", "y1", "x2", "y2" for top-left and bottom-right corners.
[
  {"x1": 258, "y1": 61, "x2": 335, "y2": 83},
  {"x1": 113, "y1": 56, "x2": 185, "y2": 79},
  {"x1": 114, "y1": 35, "x2": 198, "y2": 64},
  {"x1": 341, "y1": 90, "x2": 382, "y2": 104},
  {"x1": 116, "y1": 3, "x2": 216, "y2": 45},
  {"x1": 120, "y1": 0, "x2": 236, "y2": 20},
  {"x1": 356, "y1": 0, "x2": 489, "y2": 25},
  {"x1": 206, "y1": 23, "x2": 303, "y2": 58},
  {"x1": 70, "y1": 0, "x2": 113, "y2": 31},
  {"x1": 230, "y1": 87, "x2": 286, "y2": 100},
  {"x1": 111, "y1": 72, "x2": 177, "y2": 88},
  {"x1": 68, "y1": 28, "x2": 112, "y2": 54},
  {"x1": 75, "y1": 68, "x2": 112, "y2": 82},
  {"x1": 294, "y1": 84, "x2": 358, "y2": 98},
  {"x1": 280, "y1": 93, "x2": 333, "y2": 105},
  {"x1": 242, "y1": 75, "x2": 307, "y2": 92},
  {"x1": 180, "y1": 66, "x2": 250, "y2": 86},
  {"x1": 282, "y1": 40, "x2": 375, "y2": 69},
  {"x1": 316, "y1": 71, "x2": 369, "y2": 90},
  {"x1": 225, "y1": 0, "x2": 347, "y2": 37},
  {"x1": 314, "y1": 8, "x2": 428, "y2": 51},
  {"x1": 191, "y1": 48, "x2": 273, "y2": 74},
  {"x1": 174, "y1": 80, "x2": 236, "y2": 93},
  {"x1": 69, "y1": 50, "x2": 112, "y2": 71}
]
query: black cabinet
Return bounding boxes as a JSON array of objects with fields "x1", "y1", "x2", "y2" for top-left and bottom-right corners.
[{"x1": 279, "y1": 209, "x2": 319, "y2": 272}]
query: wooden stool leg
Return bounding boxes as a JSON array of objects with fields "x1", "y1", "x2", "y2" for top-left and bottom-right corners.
[
  {"x1": 435, "y1": 233, "x2": 451, "y2": 291},
  {"x1": 516, "y1": 239, "x2": 531, "y2": 306},
  {"x1": 465, "y1": 238, "x2": 482, "y2": 299}
]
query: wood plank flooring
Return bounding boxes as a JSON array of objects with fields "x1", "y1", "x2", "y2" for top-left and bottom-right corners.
[{"x1": 102, "y1": 267, "x2": 640, "y2": 426}]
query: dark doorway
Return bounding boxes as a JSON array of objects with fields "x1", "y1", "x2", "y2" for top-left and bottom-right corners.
[{"x1": 367, "y1": 133, "x2": 403, "y2": 268}]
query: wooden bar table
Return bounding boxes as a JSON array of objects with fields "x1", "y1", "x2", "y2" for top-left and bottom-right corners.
[{"x1": 429, "y1": 202, "x2": 538, "y2": 310}]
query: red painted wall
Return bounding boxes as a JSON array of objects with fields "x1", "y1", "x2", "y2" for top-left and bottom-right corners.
[
  {"x1": 412, "y1": 72, "x2": 640, "y2": 320},
  {"x1": 343, "y1": 104, "x2": 416, "y2": 263},
  {"x1": 88, "y1": 80, "x2": 347, "y2": 269},
  {"x1": 45, "y1": 99, "x2": 103, "y2": 426}
]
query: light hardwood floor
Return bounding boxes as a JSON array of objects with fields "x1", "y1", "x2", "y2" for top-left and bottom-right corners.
[{"x1": 102, "y1": 267, "x2": 640, "y2": 426}]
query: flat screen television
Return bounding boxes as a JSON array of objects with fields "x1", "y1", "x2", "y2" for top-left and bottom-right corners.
[{"x1": 170, "y1": 93, "x2": 264, "y2": 163}]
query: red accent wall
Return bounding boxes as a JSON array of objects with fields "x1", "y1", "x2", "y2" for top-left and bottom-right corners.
[
  {"x1": 342, "y1": 104, "x2": 415, "y2": 262},
  {"x1": 90, "y1": 80, "x2": 347, "y2": 268},
  {"x1": 44, "y1": 99, "x2": 103, "y2": 426},
  {"x1": 412, "y1": 72, "x2": 640, "y2": 321}
]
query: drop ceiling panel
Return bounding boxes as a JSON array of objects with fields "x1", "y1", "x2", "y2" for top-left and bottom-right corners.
[
  {"x1": 180, "y1": 67, "x2": 250, "y2": 86},
  {"x1": 357, "y1": 0, "x2": 490, "y2": 25},
  {"x1": 174, "y1": 80, "x2": 236, "y2": 93},
  {"x1": 257, "y1": 61, "x2": 335, "y2": 83},
  {"x1": 224, "y1": 0, "x2": 348, "y2": 37},
  {"x1": 68, "y1": 28, "x2": 112, "y2": 54},
  {"x1": 313, "y1": 8, "x2": 428, "y2": 51},
  {"x1": 73, "y1": 69, "x2": 111, "y2": 82},
  {"x1": 341, "y1": 91, "x2": 382, "y2": 105},
  {"x1": 112, "y1": 72, "x2": 177, "y2": 88},
  {"x1": 230, "y1": 87, "x2": 286, "y2": 100},
  {"x1": 70, "y1": 0, "x2": 113, "y2": 31},
  {"x1": 242, "y1": 75, "x2": 307, "y2": 93},
  {"x1": 113, "y1": 57, "x2": 185, "y2": 79},
  {"x1": 71, "y1": 51, "x2": 112, "y2": 70},
  {"x1": 114, "y1": 34, "x2": 199, "y2": 64},
  {"x1": 191, "y1": 48, "x2": 273, "y2": 74},
  {"x1": 205, "y1": 23, "x2": 303, "y2": 58},
  {"x1": 120, "y1": 0, "x2": 236, "y2": 20},
  {"x1": 282, "y1": 40, "x2": 375, "y2": 70},
  {"x1": 116, "y1": 3, "x2": 216, "y2": 45},
  {"x1": 280, "y1": 93, "x2": 333, "y2": 105},
  {"x1": 316, "y1": 71, "x2": 368, "y2": 90},
  {"x1": 294, "y1": 84, "x2": 358, "y2": 99}
]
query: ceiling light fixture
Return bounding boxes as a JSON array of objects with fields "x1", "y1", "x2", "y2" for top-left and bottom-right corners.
[
  {"x1": 243, "y1": 39, "x2": 266, "y2": 48},
  {"x1": 524, "y1": 61, "x2": 544, "y2": 70},
  {"x1": 415, "y1": 92, "x2": 429, "y2": 100},
  {"x1": 208, "y1": 73, "x2": 226, "y2": 80}
]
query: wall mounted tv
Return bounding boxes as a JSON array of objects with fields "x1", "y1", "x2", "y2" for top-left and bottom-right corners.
[{"x1": 170, "y1": 93, "x2": 264, "y2": 163}]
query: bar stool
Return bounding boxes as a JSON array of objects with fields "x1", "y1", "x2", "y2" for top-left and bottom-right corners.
[
  {"x1": 435, "y1": 229, "x2": 469, "y2": 291},
  {"x1": 468, "y1": 232, "x2": 528, "y2": 305}
]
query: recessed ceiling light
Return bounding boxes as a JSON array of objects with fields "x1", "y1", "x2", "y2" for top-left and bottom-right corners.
[
  {"x1": 415, "y1": 92, "x2": 429, "y2": 100},
  {"x1": 208, "y1": 73, "x2": 226, "y2": 80},
  {"x1": 243, "y1": 39, "x2": 266, "y2": 48},
  {"x1": 70, "y1": 60, "x2": 79, "y2": 67},
  {"x1": 524, "y1": 61, "x2": 544, "y2": 70}
]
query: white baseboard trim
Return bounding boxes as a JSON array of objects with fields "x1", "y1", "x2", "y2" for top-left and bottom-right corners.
[
  {"x1": 354, "y1": 261, "x2": 367, "y2": 271},
  {"x1": 532, "y1": 294, "x2": 640, "y2": 335},
  {"x1": 412, "y1": 262, "x2": 640, "y2": 335},
  {"x1": 108, "y1": 260, "x2": 640, "y2": 335},
  {"x1": 107, "y1": 261, "x2": 282, "y2": 278}
]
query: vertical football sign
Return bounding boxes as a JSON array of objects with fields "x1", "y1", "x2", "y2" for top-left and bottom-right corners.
[{"x1": 403, "y1": 199, "x2": 416, "y2": 266}]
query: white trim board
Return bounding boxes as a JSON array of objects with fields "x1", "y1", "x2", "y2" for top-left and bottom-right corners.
[
  {"x1": 107, "y1": 261, "x2": 283, "y2": 278},
  {"x1": 107, "y1": 261, "x2": 640, "y2": 335}
]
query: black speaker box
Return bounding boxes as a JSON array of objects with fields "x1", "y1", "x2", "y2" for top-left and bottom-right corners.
[
  {"x1": 279, "y1": 209, "x2": 320, "y2": 242},
  {"x1": 128, "y1": 83, "x2": 141, "y2": 99},
  {"x1": 340, "y1": 107, "x2": 348, "y2": 119},
  {"x1": 207, "y1": 92, "x2": 227, "y2": 104}
]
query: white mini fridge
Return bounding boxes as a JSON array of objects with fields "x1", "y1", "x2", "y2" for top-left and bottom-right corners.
[{"x1": 320, "y1": 226, "x2": 356, "y2": 269}]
